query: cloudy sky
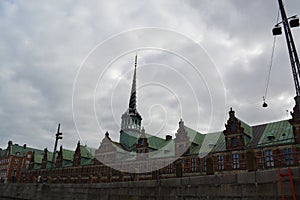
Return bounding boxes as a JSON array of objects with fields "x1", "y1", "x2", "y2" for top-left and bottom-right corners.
[{"x1": 1, "y1": 0, "x2": 300, "y2": 151}]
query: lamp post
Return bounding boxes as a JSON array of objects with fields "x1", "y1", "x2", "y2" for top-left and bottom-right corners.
[{"x1": 51, "y1": 124, "x2": 63, "y2": 168}]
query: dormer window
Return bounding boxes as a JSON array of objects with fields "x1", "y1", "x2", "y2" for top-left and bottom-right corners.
[
  {"x1": 141, "y1": 138, "x2": 145, "y2": 145},
  {"x1": 267, "y1": 135, "x2": 275, "y2": 141},
  {"x1": 267, "y1": 133, "x2": 275, "y2": 141}
]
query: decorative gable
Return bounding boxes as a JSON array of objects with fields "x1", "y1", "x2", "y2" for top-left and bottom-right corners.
[
  {"x1": 136, "y1": 127, "x2": 149, "y2": 159},
  {"x1": 223, "y1": 108, "x2": 246, "y2": 150},
  {"x1": 5, "y1": 141, "x2": 12, "y2": 157},
  {"x1": 174, "y1": 119, "x2": 190, "y2": 156},
  {"x1": 55, "y1": 146, "x2": 63, "y2": 168},
  {"x1": 41, "y1": 148, "x2": 48, "y2": 169},
  {"x1": 73, "y1": 141, "x2": 81, "y2": 167},
  {"x1": 95, "y1": 131, "x2": 117, "y2": 164},
  {"x1": 28, "y1": 151, "x2": 35, "y2": 170}
]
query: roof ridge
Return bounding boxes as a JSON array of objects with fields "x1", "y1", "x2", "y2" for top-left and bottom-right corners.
[{"x1": 251, "y1": 118, "x2": 290, "y2": 128}]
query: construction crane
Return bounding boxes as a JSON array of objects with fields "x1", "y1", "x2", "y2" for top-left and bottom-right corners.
[
  {"x1": 273, "y1": 0, "x2": 300, "y2": 96},
  {"x1": 272, "y1": 3, "x2": 299, "y2": 198},
  {"x1": 264, "y1": 0, "x2": 300, "y2": 108}
]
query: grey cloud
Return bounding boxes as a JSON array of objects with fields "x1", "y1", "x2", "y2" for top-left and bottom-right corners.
[{"x1": 0, "y1": 0, "x2": 300, "y2": 150}]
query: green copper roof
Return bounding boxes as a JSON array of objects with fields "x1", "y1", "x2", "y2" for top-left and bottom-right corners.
[
  {"x1": 212, "y1": 132, "x2": 226, "y2": 152},
  {"x1": 120, "y1": 130, "x2": 168, "y2": 150},
  {"x1": 120, "y1": 130, "x2": 139, "y2": 148},
  {"x1": 61, "y1": 148, "x2": 74, "y2": 161},
  {"x1": 209, "y1": 119, "x2": 294, "y2": 152},
  {"x1": 146, "y1": 134, "x2": 167, "y2": 149},
  {"x1": 239, "y1": 119, "x2": 253, "y2": 138},
  {"x1": 81, "y1": 157, "x2": 94, "y2": 165},
  {"x1": 9, "y1": 144, "x2": 44, "y2": 158},
  {"x1": 34, "y1": 151, "x2": 45, "y2": 164},
  {"x1": 199, "y1": 131, "x2": 222, "y2": 156},
  {"x1": 33, "y1": 163, "x2": 41, "y2": 170},
  {"x1": 184, "y1": 126, "x2": 205, "y2": 146},
  {"x1": 150, "y1": 140, "x2": 174, "y2": 158},
  {"x1": 80, "y1": 145, "x2": 96, "y2": 158},
  {"x1": 6, "y1": 143, "x2": 50, "y2": 168},
  {"x1": 257, "y1": 119, "x2": 294, "y2": 146},
  {"x1": 6, "y1": 144, "x2": 54, "y2": 169},
  {"x1": 189, "y1": 143, "x2": 201, "y2": 155}
]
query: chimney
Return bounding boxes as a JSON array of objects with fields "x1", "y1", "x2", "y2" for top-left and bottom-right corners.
[
  {"x1": 23, "y1": 144, "x2": 27, "y2": 149},
  {"x1": 165, "y1": 135, "x2": 172, "y2": 141}
]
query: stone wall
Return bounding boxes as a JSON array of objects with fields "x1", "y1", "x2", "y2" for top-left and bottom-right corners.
[{"x1": 1, "y1": 167, "x2": 299, "y2": 200}]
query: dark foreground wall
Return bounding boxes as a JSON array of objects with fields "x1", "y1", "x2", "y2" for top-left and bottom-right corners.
[{"x1": 1, "y1": 167, "x2": 300, "y2": 200}]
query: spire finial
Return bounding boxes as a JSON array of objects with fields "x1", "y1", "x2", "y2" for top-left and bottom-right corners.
[
  {"x1": 229, "y1": 107, "x2": 235, "y2": 118},
  {"x1": 135, "y1": 53, "x2": 137, "y2": 69},
  {"x1": 129, "y1": 54, "x2": 137, "y2": 113}
]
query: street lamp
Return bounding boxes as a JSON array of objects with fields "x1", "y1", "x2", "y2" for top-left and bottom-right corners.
[
  {"x1": 262, "y1": 96, "x2": 268, "y2": 108},
  {"x1": 272, "y1": 25, "x2": 282, "y2": 36},
  {"x1": 272, "y1": 15, "x2": 299, "y2": 36},
  {"x1": 51, "y1": 124, "x2": 63, "y2": 168},
  {"x1": 289, "y1": 17, "x2": 300, "y2": 28}
]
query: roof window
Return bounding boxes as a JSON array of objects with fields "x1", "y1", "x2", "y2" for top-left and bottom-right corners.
[{"x1": 267, "y1": 135, "x2": 275, "y2": 141}]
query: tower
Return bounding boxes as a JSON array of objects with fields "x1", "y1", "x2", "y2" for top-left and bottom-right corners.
[{"x1": 120, "y1": 55, "x2": 143, "y2": 147}]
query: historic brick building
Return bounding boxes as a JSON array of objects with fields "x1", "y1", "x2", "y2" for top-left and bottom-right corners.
[
  {"x1": 0, "y1": 140, "x2": 95, "y2": 183},
  {"x1": 0, "y1": 141, "x2": 44, "y2": 183},
  {"x1": 15, "y1": 55, "x2": 300, "y2": 184}
]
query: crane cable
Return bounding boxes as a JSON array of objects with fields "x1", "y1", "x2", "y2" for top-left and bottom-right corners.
[{"x1": 263, "y1": 10, "x2": 280, "y2": 107}]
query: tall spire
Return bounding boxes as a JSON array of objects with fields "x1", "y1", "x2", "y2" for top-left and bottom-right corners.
[
  {"x1": 129, "y1": 54, "x2": 137, "y2": 113},
  {"x1": 120, "y1": 54, "x2": 142, "y2": 144}
]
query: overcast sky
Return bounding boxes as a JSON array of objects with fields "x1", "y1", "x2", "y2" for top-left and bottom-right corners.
[{"x1": 1, "y1": 0, "x2": 300, "y2": 151}]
